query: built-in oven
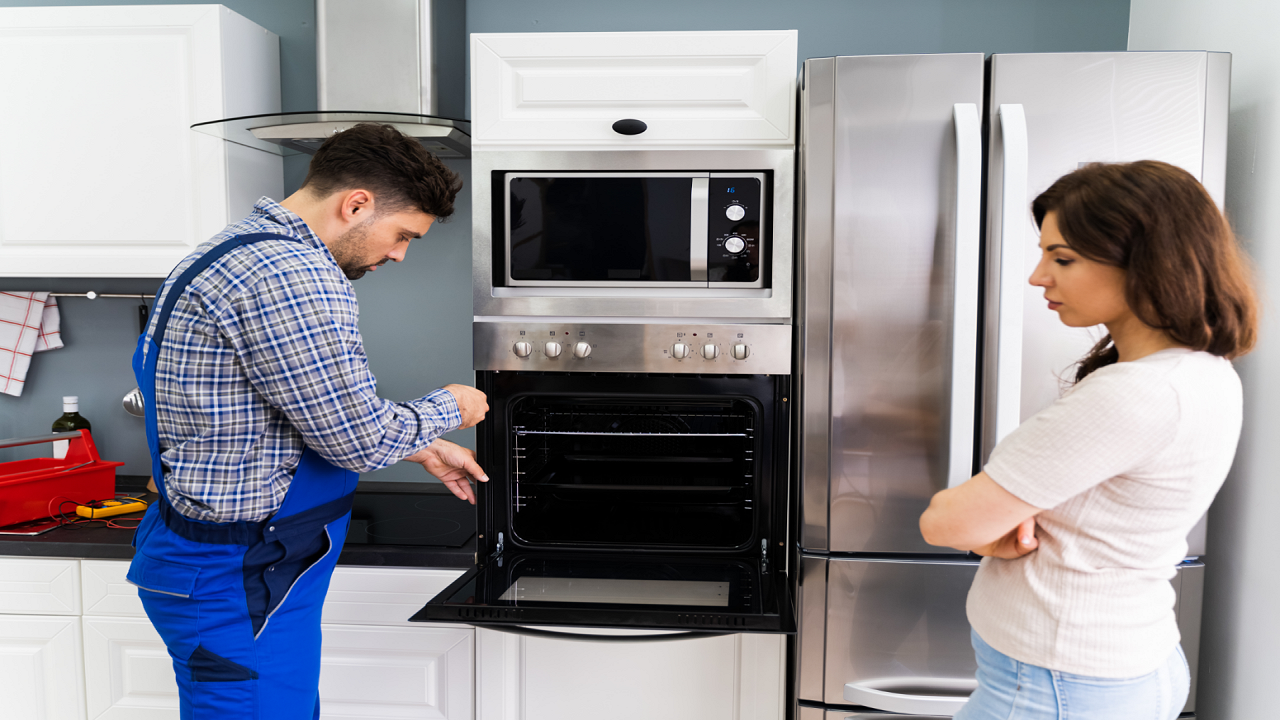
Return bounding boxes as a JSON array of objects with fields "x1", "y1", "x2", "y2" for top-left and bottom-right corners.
[
  {"x1": 413, "y1": 322, "x2": 794, "y2": 634},
  {"x1": 502, "y1": 172, "x2": 766, "y2": 289}
]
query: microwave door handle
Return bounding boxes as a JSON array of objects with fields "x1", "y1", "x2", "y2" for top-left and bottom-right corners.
[
  {"x1": 844, "y1": 678, "x2": 977, "y2": 715},
  {"x1": 946, "y1": 103, "x2": 982, "y2": 489},
  {"x1": 690, "y1": 177, "x2": 709, "y2": 282},
  {"x1": 472, "y1": 624, "x2": 721, "y2": 643},
  {"x1": 991, "y1": 104, "x2": 1030, "y2": 455}
]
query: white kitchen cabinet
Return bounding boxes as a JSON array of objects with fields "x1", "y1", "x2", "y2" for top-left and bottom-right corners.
[
  {"x1": 0, "y1": 614, "x2": 87, "y2": 720},
  {"x1": 0, "y1": 5, "x2": 283, "y2": 277},
  {"x1": 0, "y1": 556, "x2": 80, "y2": 615},
  {"x1": 82, "y1": 616, "x2": 178, "y2": 720},
  {"x1": 470, "y1": 30, "x2": 797, "y2": 148},
  {"x1": 76, "y1": 559, "x2": 474, "y2": 720},
  {"x1": 476, "y1": 627, "x2": 786, "y2": 720},
  {"x1": 319, "y1": 623, "x2": 473, "y2": 720}
]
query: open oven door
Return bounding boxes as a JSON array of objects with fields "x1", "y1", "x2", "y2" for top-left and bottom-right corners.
[{"x1": 410, "y1": 552, "x2": 794, "y2": 637}]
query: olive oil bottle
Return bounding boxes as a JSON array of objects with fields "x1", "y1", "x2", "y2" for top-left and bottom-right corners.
[{"x1": 51, "y1": 396, "x2": 91, "y2": 459}]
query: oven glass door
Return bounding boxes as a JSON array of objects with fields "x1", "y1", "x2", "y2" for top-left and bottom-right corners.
[{"x1": 411, "y1": 552, "x2": 794, "y2": 633}]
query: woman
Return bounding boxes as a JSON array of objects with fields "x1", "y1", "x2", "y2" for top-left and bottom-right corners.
[{"x1": 920, "y1": 160, "x2": 1258, "y2": 719}]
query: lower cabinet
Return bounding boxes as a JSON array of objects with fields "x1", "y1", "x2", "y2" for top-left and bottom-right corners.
[
  {"x1": 3, "y1": 558, "x2": 474, "y2": 720},
  {"x1": 476, "y1": 627, "x2": 786, "y2": 720},
  {"x1": 0, "y1": 558, "x2": 789, "y2": 720},
  {"x1": 0, "y1": 614, "x2": 86, "y2": 720}
]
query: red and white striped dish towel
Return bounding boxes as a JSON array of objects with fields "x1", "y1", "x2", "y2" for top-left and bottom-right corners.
[{"x1": 0, "y1": 292, "x2": 64, "y2": 397}]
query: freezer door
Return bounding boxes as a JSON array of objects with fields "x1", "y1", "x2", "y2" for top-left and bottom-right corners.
[
  {"x1": 981, "y1": 51, "x2": 1231, "y2": 460},
  {"x1": 802, "y1": 556, "x2": 1204, "y2": 716},
  {"x1": 798, "y1": 53, "x2": 985, "y2": 554},
  {"x1": 816, "y1": 557, "x2": 979, "y2": 713}
]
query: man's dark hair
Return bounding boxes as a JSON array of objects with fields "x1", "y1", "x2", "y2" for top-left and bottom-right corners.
[{"x1": 301, "y1": 123, "x2": 463, "y2": 219}]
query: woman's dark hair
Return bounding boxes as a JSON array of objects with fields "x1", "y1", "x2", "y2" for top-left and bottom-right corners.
[
  {"x1": 1032, "y1": 160, "x2": 1258, "y2": 381},
  {"x1": 300, "y1": 123, "x2": 463, "y2": 219}
]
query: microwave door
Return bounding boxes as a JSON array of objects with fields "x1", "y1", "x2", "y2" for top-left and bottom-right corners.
[{"x1": 410, "y1": 552, "x2": 795, "y2": 635}]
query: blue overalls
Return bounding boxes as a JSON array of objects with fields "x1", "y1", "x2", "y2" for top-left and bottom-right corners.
[{"x1": 127, "y1": 233, "x2": 359, "y2": 719}]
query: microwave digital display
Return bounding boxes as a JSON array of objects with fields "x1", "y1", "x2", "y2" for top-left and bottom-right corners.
[{"x1": 504, "y1": 172, "x2": 766, "y2": 288}]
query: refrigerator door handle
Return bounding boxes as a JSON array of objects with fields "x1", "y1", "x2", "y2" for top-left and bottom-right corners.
[
  {"x1": 844, "y1": 677, "x2": 977, "y2": 715},
  {"x1": 947, "y1": 103, "x2": 982, "y2": 488},
  {"x1": 993, "y1": 104, "x2": 1029, "y2": 448}
]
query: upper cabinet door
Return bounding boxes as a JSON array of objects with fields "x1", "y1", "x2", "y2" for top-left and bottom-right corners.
[
  {"x1": 470, "y1": 30, "x2": 797, "y2": 148},
  {"x1": 0, "y1": 5, "x2": 283, "y2": 277}
]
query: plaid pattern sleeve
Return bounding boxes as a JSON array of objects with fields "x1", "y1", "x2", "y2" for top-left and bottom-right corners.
[{"x1": 151, "y1": 198, "x2": 462, "y2": 522}]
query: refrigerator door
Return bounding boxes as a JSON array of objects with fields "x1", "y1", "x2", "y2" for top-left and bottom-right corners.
[
  {"x1": 981, "y1": 51, "x2": 1231, "y2": 460},
  {"x1": 800, "y1": 556, "x2": 1204, "y2": 716},
  {"x1": 798, "y1": 54, "x2": 985, "y2": 555}
]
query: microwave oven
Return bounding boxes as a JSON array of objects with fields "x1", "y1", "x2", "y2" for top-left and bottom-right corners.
[{"x1": 500, "y1": 172, "x2": 768, "y2": 289}]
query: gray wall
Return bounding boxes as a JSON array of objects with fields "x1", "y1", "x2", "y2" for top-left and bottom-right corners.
[
  {"x1": 0, "y1": 0, "x2": 1130, "y2": 485},
  {"x1": 1130, "y1": 4, "x2": 1276, "y2": 718}
]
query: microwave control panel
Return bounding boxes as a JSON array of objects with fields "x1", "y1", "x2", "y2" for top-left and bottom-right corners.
[
  {"x1": 473, "y1": 321, "x2": 792, "y2": 375},
  {"x1": 707, "y1": 175, "x2": 763, "y2": 284}
]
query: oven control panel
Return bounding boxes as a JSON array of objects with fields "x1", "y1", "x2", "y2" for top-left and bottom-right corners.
[{"x1": 474, "y1": 322, "x2": 791, "y2": 374}]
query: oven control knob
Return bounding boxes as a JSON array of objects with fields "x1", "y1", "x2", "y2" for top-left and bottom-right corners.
[
  {"x1": 544, "y1": 341, "x2": 563, "y2": 358},
  {"x1": 724, "y1": 236, "x2": 746, "y2": 254},
  {"x1": 513, "y1": 341, "x2": 532, "y2": 358},
  {"x1": 573, "y1": 342, "x2": 592, "y2": 358},
  {"x1": 702, "y1": 344, "x2": 718, "y2": 359},
  {"x1": 725, "y1": 204, "x2": 746, "y2": 222},
  {"x1": 672, "y1": 343, "x2": 690, "y2": 359},
  {"x1": 732, "y1": 344, "x2": 750, "y2": 360}
]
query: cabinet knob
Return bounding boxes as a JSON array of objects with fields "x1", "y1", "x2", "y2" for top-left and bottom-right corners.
[{"x1": 612, "y1": 118, "x2": 648, "y2": 135}]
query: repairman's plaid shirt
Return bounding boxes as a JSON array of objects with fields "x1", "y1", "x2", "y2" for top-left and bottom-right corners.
[{"x1": 143, "y1": 198, "x2": 461, "y2": 522}]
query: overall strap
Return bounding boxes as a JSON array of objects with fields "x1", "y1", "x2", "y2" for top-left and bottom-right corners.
[{"x1": 152, "y1": 233, "x2": 295, "y2": 346}]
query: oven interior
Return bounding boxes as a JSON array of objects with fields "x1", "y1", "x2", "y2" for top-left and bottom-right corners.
[
  {"x1": 477, "y1": 371, "x2": 786, "y2": 559},
  {"x1": 508, "y1": 395, "x2": 759, "y2": 550}
]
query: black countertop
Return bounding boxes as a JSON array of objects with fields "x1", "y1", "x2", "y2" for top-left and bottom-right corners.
[{"x1": 0, "y1": 477, "x2": 477, "y2": 569}]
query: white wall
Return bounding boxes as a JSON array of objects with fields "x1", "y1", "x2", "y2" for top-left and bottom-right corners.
[{"x1": 1130, "y1": 3, "x2": 1280, "y2": 718}]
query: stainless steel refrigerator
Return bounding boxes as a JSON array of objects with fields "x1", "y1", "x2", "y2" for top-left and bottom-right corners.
[{"x1": 795, "y1": 51, "x2": 1228, "y2": 719}]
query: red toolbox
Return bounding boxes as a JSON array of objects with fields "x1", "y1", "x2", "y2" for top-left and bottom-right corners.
[{"x1": 0, "y1": 430, "x2": 123, "y2": 527}]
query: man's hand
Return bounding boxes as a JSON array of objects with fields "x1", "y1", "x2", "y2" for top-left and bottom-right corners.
[
  {"x1": 443, "y1": 384, "x2": 489, "y2": 429},
  {"x1": 404, "y1": 438, "x2": 488, "y2": 504},
  {"x1": 971, "y1": 517, "x2": 1039, "y2": 559}
]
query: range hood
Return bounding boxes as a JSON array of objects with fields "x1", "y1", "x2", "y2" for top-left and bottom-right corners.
[{"x1": 194, "y1": 0, "x2": 469, "y2": 158}]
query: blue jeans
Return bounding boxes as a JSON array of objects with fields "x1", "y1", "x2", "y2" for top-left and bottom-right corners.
[{"x1": 954, "y1": 629, "x2": 1189, "y2": 720}]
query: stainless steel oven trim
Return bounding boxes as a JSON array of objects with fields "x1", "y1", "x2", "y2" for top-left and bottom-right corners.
[
  {"x1": 473, "y1": 320, "x2": 792, "y2": 373},
  {"x1": 474, "y1": 149, "x2": 794, "y2": 321}
]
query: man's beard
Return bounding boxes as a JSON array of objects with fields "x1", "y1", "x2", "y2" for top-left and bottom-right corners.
[{"x1": 328, "y1": 218, "x2": 387, "y2": 280}]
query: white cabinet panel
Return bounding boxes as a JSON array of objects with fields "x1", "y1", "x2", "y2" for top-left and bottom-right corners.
[
  {"x1": 0, "y1": 557, "x2": 80, "y2": 615},
  {"x1": 0, "y1": 614, "x2": 86, "y2": 720},
  {"x1": 81, "y1": 560, "x2": 145, "y2": 618},
  {"x1": 82, "y1": 616, "x2": 178, "y2": 720},
  {"x1": 471, "y1": 31, "x2": 797, "y2": 148},
  {"x1": 477, "y1": 627, "x2": 784, "y2": 720},
  {"x1": 0, "y1": 5, "x2": 282, "y2": 277},
  {"x1": 320, "y1": 623, "x2": 473, "y2": 720},
  {"x1": 323, "y1": 566, "x2": 466, "y2": 627}
]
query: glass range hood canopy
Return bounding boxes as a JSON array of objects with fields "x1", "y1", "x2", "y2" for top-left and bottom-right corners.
[{"x1": 191, "y1": 111, "x2": 470, "y2": 159}]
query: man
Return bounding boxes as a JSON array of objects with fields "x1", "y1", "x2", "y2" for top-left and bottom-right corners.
[{"x1": 127, "y1": 123, "x2": 487, "y2": 719}]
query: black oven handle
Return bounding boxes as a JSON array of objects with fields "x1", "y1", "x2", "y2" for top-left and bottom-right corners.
[{"x1": 471, "y1": 624, "x2": 722, "y2": 643}]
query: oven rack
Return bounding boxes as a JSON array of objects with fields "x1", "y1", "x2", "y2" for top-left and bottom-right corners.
[{"x1": 514, "y1": 430, "x2": 748, "y2": 438}]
